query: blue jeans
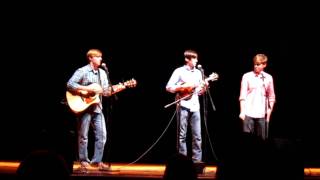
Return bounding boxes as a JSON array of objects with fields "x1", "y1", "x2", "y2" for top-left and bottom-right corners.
[
  {"x1": 177, "y1": 107, "x2": 202, "y2": 162},
  {"x1": 243, "y1": 115, "x2": 267, "y2": 140},
  {"x1": 78, "y1": 112, "x2": 107, "y2": 163}
]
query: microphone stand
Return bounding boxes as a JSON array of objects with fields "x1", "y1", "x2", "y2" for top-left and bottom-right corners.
[
  {"x1": 261, "y1": 73, "x2": 269, "y2": 140},
  {"x1": 199, "y1": 68, "x2": 209, "y2": 162},
  {"x1": 102, "y1": 65, "x2": 116, "y2": 168},
  {"x1": 200, "y1": 68, "x2": 219, "y2": 162}
]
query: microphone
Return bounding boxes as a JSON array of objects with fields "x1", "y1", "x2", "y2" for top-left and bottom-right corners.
[
  {"x1": 100, "y1": 63, "x2": 108, "y2": 70},
  {"x1": 197, "y1": 64, "x2": 205, "y2": 80},
  {"x1": 100, "y1": 63, "x2": 108, "y2": 72},
  {"x1": 197, "y1": 64, "x2": 203, "y2": 71}
]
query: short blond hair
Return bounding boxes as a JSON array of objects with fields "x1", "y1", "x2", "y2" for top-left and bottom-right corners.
[
  {"x1": 253, "y1": 53, "x2": 268, "y2": 64},
  {"x1": 86, "y1": 49, "x2": 102, "y2": 59}
]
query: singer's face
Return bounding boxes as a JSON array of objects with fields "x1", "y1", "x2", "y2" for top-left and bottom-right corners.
[
  {"x1": 254, "y1": 62, "x2": 266, "y2": 73},
  {"x1": 186, "y1": 58, "x2": 198, "y2": 68},
  {"x1": 90, "y1": 56, "x2": 103, "y2": 68}
]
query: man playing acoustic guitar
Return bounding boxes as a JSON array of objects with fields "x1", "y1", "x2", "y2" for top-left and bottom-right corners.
[{"x1": 66, "y1": 49, "x2": 115, "y2": 172}]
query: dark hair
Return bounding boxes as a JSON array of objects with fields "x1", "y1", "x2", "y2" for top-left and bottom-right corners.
[{"x1": 184, "y1": 50, "x2": 198, "y2": 59}]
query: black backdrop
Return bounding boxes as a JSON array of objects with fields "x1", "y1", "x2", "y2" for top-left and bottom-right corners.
[{"x1": 0, "y1": 3, "x2": 318, "y2": 167}]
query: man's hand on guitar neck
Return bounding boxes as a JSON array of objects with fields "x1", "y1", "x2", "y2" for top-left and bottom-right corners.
[{"x1": 197, "y1": 80, "x2": 209, "y2": 95}]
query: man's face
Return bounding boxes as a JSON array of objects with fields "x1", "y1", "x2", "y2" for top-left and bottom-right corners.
[
  {"x1": 90, "y1": 55, "x2": 102, "y2": 66},
  {"x1": 186, "y1": 57, "x2": 198, "y2": 68},
  {"x1": 254, "y1": 62, "x2": 266, "y2": 73}
]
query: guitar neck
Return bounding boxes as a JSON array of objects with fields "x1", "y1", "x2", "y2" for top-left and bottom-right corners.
[
  {"x1": 110, "y1": 79, "x2": 137, "y2": 95},
  {"x1": 110, "y1": 84, "x2": 125, "y2": 95}
]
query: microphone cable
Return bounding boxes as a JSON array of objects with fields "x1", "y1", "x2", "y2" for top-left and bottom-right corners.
[
  {"x1": 203, "y1": 88, "x2": 219, "y2": 162},
  {"x1": 115, "y1": 107, "x2": 178, "y2": 170}
]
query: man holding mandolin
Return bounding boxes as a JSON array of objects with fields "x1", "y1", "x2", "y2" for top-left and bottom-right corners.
[{"x1": 166, "y1": 49, "x2": 218, "y2": 164}]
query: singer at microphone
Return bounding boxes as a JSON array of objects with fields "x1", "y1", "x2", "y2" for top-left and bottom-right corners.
[
  {"x1": 239, "y1": 53, "x2": 276, "y2": 140},
  {"x1": 165, "y1": 49, "x2": 205, "y2": 163},
  {"x1": 66, "y1": 49, "x2": 114, "y2": 170}
]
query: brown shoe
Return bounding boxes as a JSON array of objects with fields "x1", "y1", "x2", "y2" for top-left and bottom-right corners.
[
  {"x1": 81, "y1": 161, "x2": 91, "y2": 168},
  {"x1": 97, "y1": 162, "x2": 111, "y2": 171},
  {"x1": 78, "y1": 161, "x2": 91, "y2": 173}
]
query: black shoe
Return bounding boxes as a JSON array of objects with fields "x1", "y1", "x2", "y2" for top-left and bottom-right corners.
[{"x1": 194, "y1": 161, "x2": 206, "y2": 174}]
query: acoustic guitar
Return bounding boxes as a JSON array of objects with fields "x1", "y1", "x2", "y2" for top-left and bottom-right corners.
[{"x1": 66, "y1": 78, "x2": 137, "y2": 113}]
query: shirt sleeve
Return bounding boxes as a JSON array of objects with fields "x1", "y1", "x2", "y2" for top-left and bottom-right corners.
[
  {"x1": 67, "y1": 68, "x2": 83, "y2": 91},
  {"x1": 166, "y1": 68, "x2": 180, "y2": 93},
  {"x1": 267, "y1": 76, "x2": 276, "y2": 103},
  {"x1": 239, "y1": 74, "x2": 248, "y2": 101}
]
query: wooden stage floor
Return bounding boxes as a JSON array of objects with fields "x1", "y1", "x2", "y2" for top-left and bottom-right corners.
[
  {"x1": 0, "y1": 161, "x2": 214, "y2": 179},
  {"x1": 0, "y1": 161, "x2": 319, "y2": 179},
  {"x1": 72, "y1": 162, "x2": 215, "y2": 179}
]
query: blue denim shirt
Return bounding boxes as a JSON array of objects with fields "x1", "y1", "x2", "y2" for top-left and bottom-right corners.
[{"x1": 67, "y1": 64, "x2": 109, "y2": 113}]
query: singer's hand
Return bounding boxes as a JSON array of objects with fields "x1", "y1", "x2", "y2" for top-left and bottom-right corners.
[
  {"x1": 91, "y1": 85, "x2": 103, "y2": 94},
  {"x1": 196, "y1": 81, "x2": 208, "y2": 95},
  {"x1": 200, "y1": 80, "x2": 209, "y2": 88},
  {"x1": 266, "y1": 108, "x2": 272, "y2": 122},
  {"x1": 79, "y1": 83, "x2": 103, "y2": 95},
  {"x1": 239, "y1": 112, "x2": 245, "y2": 121}
]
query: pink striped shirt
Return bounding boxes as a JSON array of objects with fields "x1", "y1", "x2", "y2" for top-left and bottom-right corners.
[{"x1": 239, "y1": 71, "x2": 276, "y2": 118}]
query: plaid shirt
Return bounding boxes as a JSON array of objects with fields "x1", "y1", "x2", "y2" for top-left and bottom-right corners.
[{"x1": 67, "y1": 64, "x2": 109, "y2": 113}]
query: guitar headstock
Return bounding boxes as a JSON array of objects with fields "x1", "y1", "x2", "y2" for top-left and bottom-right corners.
[
  {"x1": 123, "y1": 78, "x2": 137, "y2": 88},
  {"x1": 208, "y1": 72, "x2": 219, "y2": 82}
]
